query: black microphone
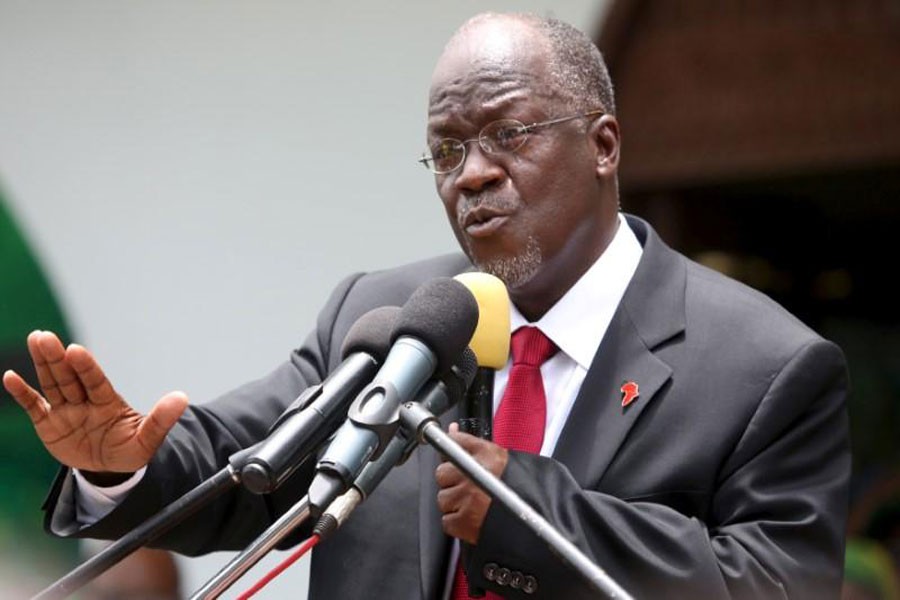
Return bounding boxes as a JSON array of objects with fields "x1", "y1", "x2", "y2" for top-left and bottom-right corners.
[
  {"x1": 308, "y1": 277, "x2": 479, "y2": 512},
  {"x1": 313, "y1": 348, "x2": 478, "y2": 540},
  {"x1": 236, "y1": 306, "x2": 400, "y2": 495}
]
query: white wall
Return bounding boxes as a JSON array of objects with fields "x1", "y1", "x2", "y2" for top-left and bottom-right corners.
[{"x1": 0, "y1": 1, "x2": 606, "y2": 597}]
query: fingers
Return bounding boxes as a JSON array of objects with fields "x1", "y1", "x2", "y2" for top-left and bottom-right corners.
[
  {"x1": 434, "y1": 461, "x2": 484, "y2": 521},
  {"x1": 435, "y1": 460, "x2": 474, "y2": 517},
  {"x1": 3, "y1": 369, "x2": 50, "y2": 423},
  {"x1": 23, "y1": 332, "x2": 121, "y2": 408},
  {"x1": 27, "y1": 330, "x2": 87, "y2": 406},
  {"x1": 447, "y1": 427, "x2": 486, "y2": 452},
  {"x1": 436, "y1": 470, "x2": 491, "y2": 545},
  {"x1": 27, "y1": 331, "x2": 64, "y2": 406},
  {"x1": 441, "y1": 509, "x2": 482, "y2": 545},
  {"x1": 135, "y1": 391, "x2": 189, "y2": 456},
  {"x1": 436, "y1": 481, "x2": 468, "y2": 514},
  {"x1": 435, "y1": 460, "x2": 465, "y2": 488},
  {"x1": 434, "y1": 463, "x2": 487, "y2": 513},
  {"x1": 436, "y1": 426, "x2": 510, "y2": 489},
  {"x1": 445, "y1": 427, "x2": 510, "y2": 478},
  {"x1": 66, "y1": 343, "x2": 119, "y2": 406}
]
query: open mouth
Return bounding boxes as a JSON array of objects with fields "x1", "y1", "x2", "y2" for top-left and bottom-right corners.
[
  {"x1": 462, "y1": 207, "x2": 510, "y2": 238},
  {"x1": 466, "y1": 214, "x2": 509, "y2": 237}
]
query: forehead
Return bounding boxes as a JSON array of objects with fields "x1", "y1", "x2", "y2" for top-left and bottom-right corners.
[
  {"x1": 428, "y1": 20, "x2": 553, "y2": 127},
  {"x1": 429, "y1": 66, "x2": 539, "y2": 121}
]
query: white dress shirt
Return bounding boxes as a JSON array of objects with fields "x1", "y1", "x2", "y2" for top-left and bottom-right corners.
[{"x1": 500, "y1": 213, "x2": 643, "y2": 457}]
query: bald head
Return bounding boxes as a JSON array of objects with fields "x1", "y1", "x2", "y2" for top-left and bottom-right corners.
[
  {"x1": 430, "y1": 17, "x2": 547, "y2": 117},
  {"x1": 432, "y1": 13, "x2": 615, "y2": 116}
]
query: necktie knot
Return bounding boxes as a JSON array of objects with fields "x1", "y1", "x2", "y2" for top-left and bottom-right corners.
[{"x1": 511, "y1": 326, "x2": 558, "y2": 368}]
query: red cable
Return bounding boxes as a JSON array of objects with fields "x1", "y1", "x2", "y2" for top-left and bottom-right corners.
[{"x1": 236, "y1": 533, "x2": 321, "y2": 600}]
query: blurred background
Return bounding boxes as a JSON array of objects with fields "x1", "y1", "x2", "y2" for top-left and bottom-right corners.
[{"x1": 1, "y1": 1, "x2": 897, "y2": 598}]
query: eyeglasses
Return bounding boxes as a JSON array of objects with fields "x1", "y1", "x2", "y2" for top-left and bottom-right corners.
[{"x1": 418, "y1": 109, "x2": 604, "y2": 174}]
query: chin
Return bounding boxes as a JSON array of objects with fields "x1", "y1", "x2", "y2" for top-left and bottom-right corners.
[{"x1": 471, "y1": 238, "x2": 543, "y2": 291}]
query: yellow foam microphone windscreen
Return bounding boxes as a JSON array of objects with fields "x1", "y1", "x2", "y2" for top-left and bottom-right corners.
[{"x1": 453, "y1": 272, "x2": 511, "y2": 369}]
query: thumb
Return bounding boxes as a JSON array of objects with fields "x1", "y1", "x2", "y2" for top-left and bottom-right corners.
[
  {"x1": 137, "y1": 391, "x2": 189, "y2": 453},
  {"x1": 448, "y1": 425, "x2": 483, "y2": 452}
]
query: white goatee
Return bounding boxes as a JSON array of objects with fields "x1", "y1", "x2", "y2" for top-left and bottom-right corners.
[{"x1": 470, "y1": 235, "x2": 543, "y2": 290}]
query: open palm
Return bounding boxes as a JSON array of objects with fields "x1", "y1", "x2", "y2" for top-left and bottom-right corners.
[{"x1": 2, "y1": 331, "x2": 188, "y2": 474}]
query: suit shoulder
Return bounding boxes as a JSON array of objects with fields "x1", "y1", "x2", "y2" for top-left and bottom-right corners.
[
  {"x1": 682, "y1": 257, "x2": 826, "y2": 354},
  {"x1": 311, "y1": 253, "x2": 473, "y2": 369},
  {"x1": 322, "y1": 253, "x2": 471, "y2": 333},
  {"x1": 346, "y1": 253, "x2": 472, "y2": 301}
]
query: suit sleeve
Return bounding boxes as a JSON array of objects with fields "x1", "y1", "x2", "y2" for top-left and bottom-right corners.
[
  {"x1": 43, "y1": 271, "x2": 365, "y2": 555},
  {"x1": 466, "y1": 339, "x2": 851, "y2": 599}
]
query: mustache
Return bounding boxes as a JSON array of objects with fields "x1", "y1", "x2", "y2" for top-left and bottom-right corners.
[{"x1": 455, "y1": 192, "x2": 518, "y2": 225}]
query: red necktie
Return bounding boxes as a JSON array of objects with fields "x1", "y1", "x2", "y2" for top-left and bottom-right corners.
[{"x1": 450, "y1": 327, "x2": 558, "y2": 599}]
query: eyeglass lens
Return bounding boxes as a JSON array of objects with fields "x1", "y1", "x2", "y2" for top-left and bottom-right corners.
[{"x1": 426, "y1": 119, "x2": 530, "y2": 174}]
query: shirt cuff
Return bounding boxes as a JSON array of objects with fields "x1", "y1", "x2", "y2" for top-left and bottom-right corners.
[{"x1": 72, "y1": 467, "x2": 147, "y2": 526}]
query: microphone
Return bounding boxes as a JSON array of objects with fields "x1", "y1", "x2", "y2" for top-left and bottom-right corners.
[
  {"x1": 237, "y1": 306, "x2": 400, "y2": 495},
  {"x1": 308, "y1": 277, "x2": 479, "y2": 512},
  {"x1": 313, "y1": 348, "x2": 479, "y2": 540},
  {"x1": 362, "y1": 348, "x2": 479, "y2": 480},
  {"x1": 314, "y1": 272, "x2": 512, "y2": 537},
  {"x1": 452, "y1": 272, "x2": 510, "y2": 599},
  {"x1": 454, "y1": 272, "x2": 511, "y2": 440}
]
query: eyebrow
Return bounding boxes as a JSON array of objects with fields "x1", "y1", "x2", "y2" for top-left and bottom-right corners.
[{"x1": 427, "y1": 92, "x2": 536, "y2": 139}]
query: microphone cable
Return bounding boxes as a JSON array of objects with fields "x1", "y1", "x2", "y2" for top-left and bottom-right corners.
[{"x1": 235, "y1": 533, "x2": 321, "y2": 600}]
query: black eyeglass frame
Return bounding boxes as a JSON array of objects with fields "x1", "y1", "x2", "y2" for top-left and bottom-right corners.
[{"x1": 418, "y1": 109, "x2": 605, "y2": 174}]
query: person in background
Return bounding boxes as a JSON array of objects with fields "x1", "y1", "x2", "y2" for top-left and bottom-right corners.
[{"x1": 81, "y1": 543, "x2": 181, "y2": 600}]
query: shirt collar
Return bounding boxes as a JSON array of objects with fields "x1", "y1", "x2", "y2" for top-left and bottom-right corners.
[{"x1": 509, "y1": 213, "x2": 643, "y2": 369}]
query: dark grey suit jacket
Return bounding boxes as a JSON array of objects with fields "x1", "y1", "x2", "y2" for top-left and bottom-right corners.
[{"x1": 44, "y1": 216, "x2": 850, "y2": 599}]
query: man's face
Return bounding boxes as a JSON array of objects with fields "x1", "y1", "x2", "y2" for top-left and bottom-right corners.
[{"x1": 427, "y1": 20, "x2": 610, "y2": 303}]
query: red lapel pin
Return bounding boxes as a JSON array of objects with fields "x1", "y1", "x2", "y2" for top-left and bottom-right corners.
[{"x1": 620, "y1": 381, "x2": 640, "y2": 408}]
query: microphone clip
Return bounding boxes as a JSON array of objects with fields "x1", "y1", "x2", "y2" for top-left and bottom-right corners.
[{"x1": 345, "y1": 381, "x2": 402, "y2": 461}]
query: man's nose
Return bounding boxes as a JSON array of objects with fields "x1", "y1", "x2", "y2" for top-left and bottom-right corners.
[{"x1": 453, "y1": 143, "x2": 505, "y2": 193}]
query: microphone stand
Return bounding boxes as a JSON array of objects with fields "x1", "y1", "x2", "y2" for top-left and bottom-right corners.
[
  {"x1": 401, "y1": 402, "x2": 635, "y2": 600},
  {"x1": 33, "y1": 466, "x2": 240, "y2": 600},
  {"x1": 186, "y1": 370, "x2": 473, "y2": 600},
  {"x1": 189, "y1": 494, "x2": 313, "y2": 600}
]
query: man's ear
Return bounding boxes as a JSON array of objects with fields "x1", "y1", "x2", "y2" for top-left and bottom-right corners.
[{"x1": 590, "y1": 114, "x2": 620, "y2": 178}]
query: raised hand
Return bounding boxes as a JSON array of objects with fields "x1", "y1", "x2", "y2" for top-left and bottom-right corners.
[{"x1": 2, "y1": 330, "x2": 188, "y2": 475}]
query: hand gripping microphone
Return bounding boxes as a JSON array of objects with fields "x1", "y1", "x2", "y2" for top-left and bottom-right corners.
[
  {"x1": 454, "y1": 272, "x2": 511, "y2": 440},
  {"x1": 308, "y1": 277, "x2": 479, "y2": 512},
  {"x1": 237, "y1": 306, "x2": 399, "y2": 495}
]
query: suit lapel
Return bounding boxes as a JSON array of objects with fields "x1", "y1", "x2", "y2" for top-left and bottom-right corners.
[
  {"x1": 552, "y1": 309, "x2": 674, "y2": 486},
  {"x1": 553, "y1": 216, "x2": 686, "y2": 488}
]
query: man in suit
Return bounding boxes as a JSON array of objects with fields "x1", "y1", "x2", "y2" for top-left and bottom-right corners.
[{"x1": 3, "y1": 12, "x2": 849, "y2": 599}]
